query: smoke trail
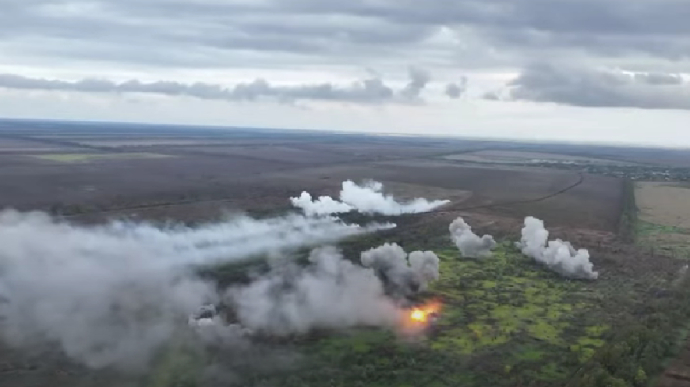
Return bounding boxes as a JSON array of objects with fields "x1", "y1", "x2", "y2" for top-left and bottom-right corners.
[
  {"x1": 107, "y1": 213, "x2": 395, "y2": 265},
  {"x1": 360, "y1": 243, "x2": 440, "y2": 297},
  {"x1": 0, "y1": 210, "x2": 393, "y2": 369},
  {"x1": 291, "y1": 180, "x2": 450, "y2": 216},
  {"x1": 518, "y1": 216, "x2": 598, "y2": 280},
  {"x1": 449, "y1": 217, "x2": 497, "y2": 258},
  {"x1": 229, "y1": 246, "x2": 402, "y2": 335}
]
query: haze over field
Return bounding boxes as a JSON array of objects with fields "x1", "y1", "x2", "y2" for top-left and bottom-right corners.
[{"x1": 1, "y1": 1, "x2": 689, "y2": 145}]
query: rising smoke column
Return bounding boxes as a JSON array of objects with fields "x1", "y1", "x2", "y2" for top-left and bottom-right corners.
[
  {"x1": 229, "y1": 246, "x2": 403, "y2": 336},
  {"x1": 0, "y1": 210, "x2": 394, "y2": 369},
  {"x1": 518, "y1": 216, "x2": 598, "y2": 280},
  {"x1": 360, "y1": 243, "x2": 440, "y2": 297},
  {"x1": 291, "y1": 180, "x2": 450, "y2": 216},
  {"x1": 449, "y1": 217, "x2": 497, "y2": 258}
]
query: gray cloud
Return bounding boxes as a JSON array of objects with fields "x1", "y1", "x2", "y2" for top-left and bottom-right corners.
[
  {"x1": 633, "y1": 72, "x2": 684, "y2": 85},
  {"x1": 0, "y1": 71, "x2": 433, "y2": 104},
  {"x1": 399, "y1": 67, "x2": 431, "y2": 101},
  {"x1": 445, "y1": 77, "x2": 468, "y2": 99},
  {"x1": 502, "y1": 63, "x2": 690, "y2": 110},
  {"x1": 4, "y1": 0, "x2": 690, "y2": 71}
]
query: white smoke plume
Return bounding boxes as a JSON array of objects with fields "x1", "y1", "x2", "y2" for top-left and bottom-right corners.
[
  {"x1": 289, "y1": 192, "x2": 354, "y2": 216},
  {"x1": 518, "y1": 216, "x2": 598, "y2": 280},
  {"x1": 229, "y1": 246, "x2": 402, "y2": 335},
  {"x1": 0, "y1": 210, "x2": 393, "y2": 369},
  {"x1": 360, "y1": 243, "x2": 440, "y2": 296},
  {"x1": 291, "y1": 180, "x2": 450, "y2": 216},
  {"x1": 449, "y1": 217, "x2": 497, "y2": 258}
]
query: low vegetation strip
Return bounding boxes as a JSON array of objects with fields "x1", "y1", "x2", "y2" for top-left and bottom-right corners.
[
  {"x1": 33, "y1": 152, "x2": 172, "y2": 163},
  {"x1": 618, "y1": 179, "x2": 638, "y2": 243}
]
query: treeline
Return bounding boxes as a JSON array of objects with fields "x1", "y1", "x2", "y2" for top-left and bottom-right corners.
[
  {"x1": 565, "y1": 274, "x2": 690, "y2": 386},
  {"x1": 617, "y1": 179, "x2": 638, "y2": 244}
]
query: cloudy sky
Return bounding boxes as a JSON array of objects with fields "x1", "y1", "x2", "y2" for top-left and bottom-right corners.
[{"x1": 2, "y1": 0, "x2": 690, "y2": 146}]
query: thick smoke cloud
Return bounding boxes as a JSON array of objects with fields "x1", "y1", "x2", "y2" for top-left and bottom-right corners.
[
  {"x1": 518, "y1": 216, "x2": 598, "y2": 280},
  {"x1": 449, "y1": 217, "x2": 497, "y2": 258},
  {"x1": 0, "y1": 70, "x2": 432, "y2": 105},
  {"x1": 360, "y1": 243, "x2": 440, "y2": 297},
  {"x1": 229, "y1": 246, "x2": 403, "y2": 335},
  {"x1": 0, "y1": 210, "x2": 392, "y2": 369},
  {"x1": 291, "y1": 180, "x2": 450, "y2": 216}
]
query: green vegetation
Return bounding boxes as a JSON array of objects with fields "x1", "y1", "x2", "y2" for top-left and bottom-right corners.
[
  {"x1": 244, "y1": 242, "x2": 608, "y2": 387},
  {"x1": 566, "y1": 276, "x2": 690, "y2": 387},
  {"x1": 147, "y1": 217, "x2": 689, "y2": 387},
  {"x1": 33, "y1": 152, "x2": 172, "y2": 163},
  {"x1": 558, "y1": 186, "x2": 690, "y2": 386},
  {"x1": 429, "y1": 245, "x2": 587, "y2": 355},
  {"x1": 636, "y1": 220, "x2": 690, "y2": 259}
]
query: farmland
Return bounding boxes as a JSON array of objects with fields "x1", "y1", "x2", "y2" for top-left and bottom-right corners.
[{"x1": 1, "y1": 118, "x2": 690, "y2": 387}]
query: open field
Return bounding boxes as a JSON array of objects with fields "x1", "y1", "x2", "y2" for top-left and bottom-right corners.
[
  {"x1": 635, "y1": 182, "x2": 690, "y2": 260},
  {"x1": 637, "y1": 182, "x2": 690, "y2": 229},
  {"x1": 1, "y1": 118, "x2": 690, "y2": 387}
]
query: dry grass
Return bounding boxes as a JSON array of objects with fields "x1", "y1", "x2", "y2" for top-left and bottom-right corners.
[{"x1": 636, "y1": 182, "x2": 690, "y2": 229}]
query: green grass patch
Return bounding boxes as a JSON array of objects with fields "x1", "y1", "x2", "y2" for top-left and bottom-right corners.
[
  {"x1": 637, "y1": 220, "x2": 688, "y2": 237},
  {"x1": 430, "y1": 243, "x2": 589, "y2": 354},
  {"x1": 636, "y1": 220, "x2": 690, "y2": 259},
  {"x1": 33, "y1": 152, "x2": 172, "y2": 163}
]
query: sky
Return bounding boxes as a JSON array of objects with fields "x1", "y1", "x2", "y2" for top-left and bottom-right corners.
[{"x1": 2, "y1": 0, "x2": 690, "y2": 147}]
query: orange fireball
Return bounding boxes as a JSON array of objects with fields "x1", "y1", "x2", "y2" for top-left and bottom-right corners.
[
  {"x1": 410, "y1": 309, "x2": 427, "y2": 322},
  {"x1": 404, "y1": 299, "x2": 442, "y2": 327}
]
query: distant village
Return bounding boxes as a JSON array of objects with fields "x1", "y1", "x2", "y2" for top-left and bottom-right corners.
[{"x1": 526, "y1": 160, "x2": 690, "y2": 182}]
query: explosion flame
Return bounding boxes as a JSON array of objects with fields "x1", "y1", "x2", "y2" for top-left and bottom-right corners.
[
  {"x1": 410, "y1": 309, "x2": 427, "y2": 322},
  {"x1": 402, "y1": 300, "x2": 442, "y2": 332}
]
